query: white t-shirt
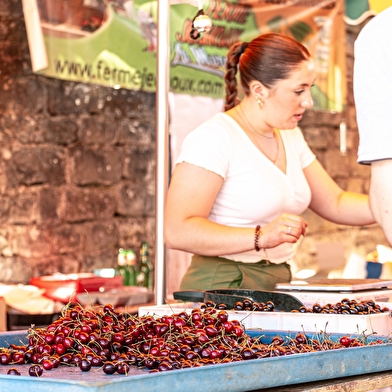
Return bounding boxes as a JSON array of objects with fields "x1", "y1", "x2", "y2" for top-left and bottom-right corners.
[
  {"x1": 354, "y1": 6, "x2": 392, "y2": 164},
  {"x1": 176, "y1": 112, "x2": 316, "y2": 263}
]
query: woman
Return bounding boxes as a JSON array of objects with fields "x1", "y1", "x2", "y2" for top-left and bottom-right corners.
[{"x1": 164, "y1": 33, "x2": 375, "y2": 291}]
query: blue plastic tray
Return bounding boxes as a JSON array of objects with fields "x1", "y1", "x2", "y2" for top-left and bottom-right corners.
[{"x1": 0, "y1": 330, "x2": 391, "y2": 392}]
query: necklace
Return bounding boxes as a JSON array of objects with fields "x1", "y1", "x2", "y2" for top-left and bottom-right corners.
[
  {"x1": 236, "y1": 105, "x2": 280, "y2": 164},
  {"x1": 238, "y1": 104, "x2": 275, "y2": 139}
]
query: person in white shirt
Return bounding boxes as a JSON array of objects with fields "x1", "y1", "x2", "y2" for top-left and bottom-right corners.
[
  {"x1": 354, "y1": 6, "x2": 392, "y2": 245},
  {"x1": 165, "y1": 33, "x2": 375, "y2": 291}
]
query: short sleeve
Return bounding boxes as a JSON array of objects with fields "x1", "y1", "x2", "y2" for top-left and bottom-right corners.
[{"x1": 176, "y1": 114, "x2": 234, "y2": 179}]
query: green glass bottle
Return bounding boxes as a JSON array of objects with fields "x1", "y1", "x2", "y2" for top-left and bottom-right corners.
[
  {"x1": 117, "y1": 248, "x2": 127, "y2": 285},
  {"x1": 125, "y1": 249, "x2": 137, "y2": 286},
  {"x1": 138, "y1": 242, "x2": 153, "y2": 289},
  {"x1": 117, "y1": 248, "x2": 137, "y2": 286}
]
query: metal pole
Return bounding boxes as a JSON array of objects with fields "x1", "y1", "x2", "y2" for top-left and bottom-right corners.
[{"x1": 155, "y1": 0, "x2": 170, "y2": 305}]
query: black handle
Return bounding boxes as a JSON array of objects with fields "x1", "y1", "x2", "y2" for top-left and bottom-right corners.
[{"x1": 173, "y1": 290, "x2": 205, "y2": 302}]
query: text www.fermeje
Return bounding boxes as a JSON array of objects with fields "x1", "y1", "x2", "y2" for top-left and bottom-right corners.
[{"x1": 53, "y1": 59, "x2": 224, "y2": 95}]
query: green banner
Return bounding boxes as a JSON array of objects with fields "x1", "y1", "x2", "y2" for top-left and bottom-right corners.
[{"x1": 30, "y1": 0, "x2": 346, "y2": 111}]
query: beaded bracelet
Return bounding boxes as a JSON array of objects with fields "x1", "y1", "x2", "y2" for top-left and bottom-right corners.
[{"x1": 254, "y1": 225, "x2": 262, "y2": 252}]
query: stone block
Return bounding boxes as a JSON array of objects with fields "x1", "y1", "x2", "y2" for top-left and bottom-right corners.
[
  {"x1": 9, "y1": 192, "x2": 36, "y2": 224},
  {"x1": 300, "y1": 110, "x2": 342, "y2": 127},
  {"x1": 123, "y1": 145, "x2": 155, "y2": 182},
  {"x1": 117, "y1": 217, "x2": 155, "y2": 252},
  {"x1": 60, "y1": 188, "x2": 116, "y2": 222},
  {"x1": 1, "y1": 115, "x2": 38, "y2": 144},
  {"x1": 6, "y1": 147, "x2": 66, "y2": 187},
  {"x1": 84, "y1": 221, "x2": 118, "y2": 256},
  {"x1": 71, "y1": 147, "x2": 123, "y2": 185},
  {"x1": 0, "y1": 0, "x2": 23, "y2": 17},
  {"x1": 324, "y1": 149, "x2": 351, "y2": 178},
  {"x1": 117, "y1": 118, "x2": 155, "y2": 145},
  {"x1": 28, "y1": 255, "x2": 80, "y2": 279},
  {"x1": 0, "y1": 257, "x2": 32, "y2": 284},
  {"x1": 0, "y1": 196, "x2": 11, "y2": 223},
  {"x1": 37, "y1": 187, "x2": 60, "y2": 224},
  {"x1": 303, "y1": 126, "x2": 329, "y2": 150},
  {"x1": 84, "y1": 249, "x2": 118, "y2": 271},
  {"x1": 115, "y1": 182, "x2": 155, "y2": 217},
  {"x1": 0, "y1": 77, "x2": 44, "y2": 114},
  {"x1": 38, "y1": 117, "x2": 78, "y2": 144},
  {"x1": 52, "y1": 224, "x2": 83, "y2": 254},
  {"x1": 79, "y1": 116, "x2": 116, "y2": 145},
  {"x1": 12, "y1": 226, "x2": 52, "y2": 258},
  {"x1": 102, "y1": 89, "x2": 156, "y2": 118}
]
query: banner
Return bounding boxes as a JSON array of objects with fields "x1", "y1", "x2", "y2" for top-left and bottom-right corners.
[
  {"x1": 25, "y1": 0, "x2": 346, "y2": 111},
  {"x1": 345, "y1": 0, "x2": 392, "y2": 24}
]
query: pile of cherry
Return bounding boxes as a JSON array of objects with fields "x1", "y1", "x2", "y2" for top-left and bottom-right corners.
[
  {"x1": 214, "y1": 298, "x2": 391, "y2": 315},
  {"x1": 0, "y1": 301, "x2": 389, "y2": 377}
]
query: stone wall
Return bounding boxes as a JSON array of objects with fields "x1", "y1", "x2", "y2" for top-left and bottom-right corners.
[
  {"x1": 0, "y1": 0, "x2": 156, "y2": 284},
  {"x1": 0, "y1": 1, "x2": 389, "y2": 291}
]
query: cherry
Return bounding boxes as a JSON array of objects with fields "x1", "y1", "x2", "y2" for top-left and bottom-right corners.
[
  {"x1": 173, "y1": 318, "x2": 186, "y2": 330},
  {"x1": 98, "y1": 337, "x2": 110, "y2": 349},
  {"x1": 12, "y1": 352, "x2": 26, "y2": 364},
  {"x1": 157, "y1": 361, "x2": 173, "y2": 372},
  {"x1": 51, "y1": 356, "x2": 61, "y2": 368},
  {"x1": 205, "y1": 325, "x2": 218, "y2": 338},
  {"x1": 91, "y1": 356, "x2": 104, "y2": 367},
  {"x1": 144, "y1": 356, "x2": 158, "y2": 369},
  {"x1": 63, "y1": 336, "x2": 75, "y2": 349},
  {"x1": 60, "y1": 353, "x2": 73, "y2": 365},
  {"x1": 241, "y1": 348, "x2": 255, "y2": 360},
  {"x1": 80, "y1": 358, "x2": 92, "y2": 372},
  {"x1": 209, "y1": 349, "x2": 223, "y2": 359},
  {"x1": 112, "y1": 332, "x2": 125, "y2": 344},
  {"x1": 54, "y1": 332, "x2": 65, "y2": 345},
  {"x1": 44, "y1": 333, "x2": 55, "y2": 344},
  {"x1": 223, "y1": 321, "x2": 234, "y2": 333},
  {"x1": 340, "y1": 336, "x2": 351, "y2": 347},
  {"x1": 116, "y1": 362, "x2": 130, "y2": 375},
  {"x1": 233, "y1": 325, "x2": 244, "y2": 337},
  {"x1": 42, "y1": 359, "x2": 54, "y2": 370},
  {"x1": 102, "y1": 361, "x2": 116, "y2": 374},
  {"x1": 0, "y1": 352, "x2": 12, "y2": 365},
  {"x1": 7, "y1": 368, "x2": 21, "y2": 376},
  {"x1": 29, "y1": 364, "x2": 43, "y2": 377},
  {"x1": 217, "y1": 311, "x2": 228, "y2": 323},
  {"x1": 55, "y1": 343, "x2": 66, "y2": 356}
]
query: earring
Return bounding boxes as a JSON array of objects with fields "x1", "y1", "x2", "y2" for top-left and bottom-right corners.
[{"x1": 256, "y1": 97, "x2": 263, "y2": 109}]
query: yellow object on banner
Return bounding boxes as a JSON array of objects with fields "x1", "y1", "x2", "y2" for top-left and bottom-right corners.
[{"x1": 369, "y1": 0, "x2": 392, "y2": 13}]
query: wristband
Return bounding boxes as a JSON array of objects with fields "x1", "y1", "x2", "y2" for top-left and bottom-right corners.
[{"x1": 254, "y1": 225, "x2": 262, "y2": 252}]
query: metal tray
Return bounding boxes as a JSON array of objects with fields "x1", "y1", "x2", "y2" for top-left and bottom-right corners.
[
  {"x1": 173, "y1": 289, "x2": 304, "y2": 311},
  {"x1": 275, "y1": 278, "x2": 392, "y2": 292},
  {"x1": 1, "y1": 330, "x2": 392, "y2": 391}
]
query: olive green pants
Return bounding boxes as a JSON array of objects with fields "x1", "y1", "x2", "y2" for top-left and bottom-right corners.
[{"x1": 179, "y1": 254, "x2": 292, "y2": 291}]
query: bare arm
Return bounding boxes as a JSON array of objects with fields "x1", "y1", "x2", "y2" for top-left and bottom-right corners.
[
  {"x1": 304, "y1": 159, "x2": 375, "y2": 225},
  {"x1": 164, "y1": 162, "x2": 307, "y2": 256},
  {"x1": 369, "y1": 160, "x2": 392, "y2": 244}
]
